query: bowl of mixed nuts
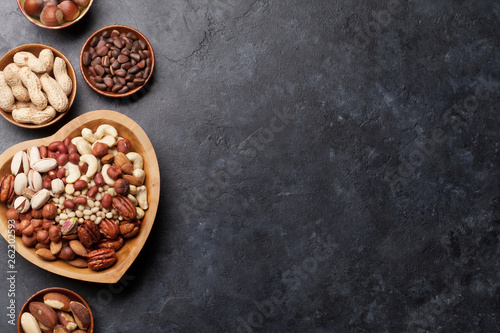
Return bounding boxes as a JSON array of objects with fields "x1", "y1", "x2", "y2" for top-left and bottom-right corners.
[
  {"x1": 17, "y1": 0, "x2": 94, "y2": 29},
  {"x1": 18, "y1": 287, "x2": 94, "y2": 333},
  {"x1": 0, "y1": 43, "x2": 77, "y2": 128},
  {"x1": 0, "y1": 110, "x2": 160, "y2": 283},
  {"x1": 80, "y1": 25, "x2": 154, "y2": 97}
]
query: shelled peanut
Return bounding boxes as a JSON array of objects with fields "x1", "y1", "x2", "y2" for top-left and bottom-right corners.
[
  {"x1": 20, "y1": 292, "x2": 91, "y2": 333},
  {"x1": 1, "y1": 48, "x2": 72, "y2": 125},
  {"x1": 1, "y1": 124, "x2": 148, "y2": 271}
]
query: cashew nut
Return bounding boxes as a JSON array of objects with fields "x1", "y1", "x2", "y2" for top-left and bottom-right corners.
[
  {"x1": 79, "y1": 175, "x2": 91, "y2": 183},
  {"x1": 71, "y1": 136, "x2": 85, "y2": 145},
  {"x1": 129, "y1": 185, "x2": 137, "y2": 195},
  {"x1": 136, "y1": 207, "x2": 145, "y2": 220},
  {"x1": 101, "y1": 164, "x2": 115, "y2": 186},
  {"x1": 76, "y1": 139, "x2": 92, "y2": 155},
  {"x1": 79, "y1": 154, "x2": 98, "y2": 178},
  {"x1": 108, "y1": 148, "x2": 118, "y2": 156},
  {"x1": 81, "y1": 128, "x2": 96, "y2": 143},
  {"x1": 95, "y1": 135, "x2": 116, "y2": 147},
  {"x1": 95, "y1": 125, "x2": 118, "y2": 139},
  {"x1": 136, "y1": 185, "x2": 148, "y2": 210},
  {"x1": 133, "y1": 169, "x2": 146, "y2": 184},
  {"x1": 127, "y1": 194, "x2": 138, "y2": 206},
  {"x1": 126, "y1": 152, "x2": 143, "y2": 170},
  {"x1": 65, "y1": 163, "x2": 81, "y2": 184}
]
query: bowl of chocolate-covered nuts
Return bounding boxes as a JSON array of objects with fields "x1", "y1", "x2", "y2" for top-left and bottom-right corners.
[{"x1": 80, "y1": 25, "x2": 154, "y2": 97}]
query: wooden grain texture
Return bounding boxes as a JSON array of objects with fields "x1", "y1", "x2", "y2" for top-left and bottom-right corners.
[
  {"x1": 0, "y1": 43, "x2": 77, "y2": 129},
  {"x1": 17, "y1": 287, "x2": 94, "y2": 333},
  {"x1": 0, "y1": 110, "x2": 160, "y2": 283}
]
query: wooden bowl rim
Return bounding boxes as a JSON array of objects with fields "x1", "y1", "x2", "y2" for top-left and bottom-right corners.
[
  {"x1": 0, "y1": 110, "x2": 160, "y2": 283},
  {"x1": 16, "y1": 0, "x2": 94, "y2": 30},
  {"x1": 0, "y1": 43, "x2": 77, "y2": 129},
  {"x1": 80, "y1": 24, "x2": 155, "y2": 98},
  {"x1": 17, "y1": 287, "x2": 94, "y2": 333}
]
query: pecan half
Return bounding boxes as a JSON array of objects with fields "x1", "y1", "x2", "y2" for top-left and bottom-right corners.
[
  {"x1": 119, "y1": 221, "x2": 140, "y2": 238},
  {"x1": 96, "y1": 236, "x2": 124, "y2": 252},
  {"x1": 112, "y1": 196, "x2": 136, "y2": 220},
  {"x1": 99, "y1": 219, "x2": 120, "y2": 239},
  {"x1": 77, "y1": 220, "x2": 100, "y2": 248},
  {"x1": 0, "y1": 174, "x2": 15, "y2": 204},
  {"x1": 87, "y1": 248, "x2": 117, "y2": 271}
]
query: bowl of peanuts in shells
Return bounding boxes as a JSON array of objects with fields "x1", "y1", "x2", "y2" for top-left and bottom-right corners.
[{"x1": 0, "y1": 43, "x2": 77, "y2": 128}]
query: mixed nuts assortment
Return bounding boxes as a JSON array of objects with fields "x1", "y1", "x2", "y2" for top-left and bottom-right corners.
[
  {"x1": 20, "y1": 291, "x2": 91, "y2": 333},
  {"x1": 2, "y1": 124, "x2": 148, "y2": 271},
  {"x1": 82, "y1": 28, "x2": 152, "y2": 94},
  {"x1": 0, "y1": 48, "x2": 72, "y2": 125}
]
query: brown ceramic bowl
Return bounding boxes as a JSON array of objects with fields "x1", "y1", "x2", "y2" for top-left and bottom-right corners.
[
  {"x1": 17, "y1": 0, "x2": 94, "y2": 29},
  {"x1": 80, "y1": 25, "x2": 155, "y2": 98},
  {"x1": 0, "y1": 43, "x2": 77, "y2": 128},
  {"x1": 0, "y1": 110, "x2": 160, "y2": 283},
  {"x1": 17, "y1": 287, "x2": 94, "y2": 332}
]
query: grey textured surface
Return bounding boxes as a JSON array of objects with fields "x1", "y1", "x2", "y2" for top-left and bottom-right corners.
[{"x1": 1, "y1": 0, "x2": 500, "y2": 332}]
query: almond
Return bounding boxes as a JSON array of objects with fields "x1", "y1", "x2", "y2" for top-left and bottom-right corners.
[
  {"x1": 66, "y1": 258, "x2": 88, "y2": 268},
  {"x1": 69, "y1": 240, "x2": 88, "y2": 257},
  {"x1": 36, "y1": 248, "x2": 57, "y2": 261},
  {"x1": 114, "y1": 152, "x2": 133, "y2": 174},
  {"x1": 123, "y1": 174, "x2": 142, "y2": 186}
]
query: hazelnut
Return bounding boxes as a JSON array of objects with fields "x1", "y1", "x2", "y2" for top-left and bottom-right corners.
[
  {"x1": 18, "y1": 219, "x2": 31, "y2": 234},
  {"x1": 31, "y1": 208, "x2": 44, "y2": 219},
  {"x1": 5, "y1": 207, "x2": 19, "y2": 221},
  {"x1": 116, "y1": 138, "x2": 132, "y2": 154},
  {"x1": 114, "y1": 178, "x2": 129, "y2": 196},
  {"x1": 37, "y1": 229, "x2": 50, "y2": 244},
  {"x1": 72, "y1": 0, "x2": 90, "y2": 7},
  {"x1": 107, "y1": 165, "x2": 122, "y2": 180},
  {"x1": 58, "y1": 245, "x2": 75, "y2": 261},
  {"x1": 92, "y1": 142, "x2": 109, "y2": 158},
  {"x1": 49, "y1": 224, "x2": 62, "y2": 242},
  {"x1": 22, "y1": 233, "x2": 37, "y2": 247},
  {"x1": 40, "y1": 5, "x2": 63, "y2": 27},
  {"x1": 24, "y1": 0, "x2": 44, "y2": 17},
  {"x1": 32, "y1": 218, "x2": 44, "y2": 230},
  {"x1": 57, "y1": 1, "x2": 79, "y2": 22},
  {"x1": 43, "y1": 203, "x2": 57, "y2": 219}
]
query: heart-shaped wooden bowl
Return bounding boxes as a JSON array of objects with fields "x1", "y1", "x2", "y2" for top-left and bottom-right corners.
[
  {"x1": 0, "y1": 110, "x2": 160, "y2": 283},
  {"x1": 18, "y1": 287, "x2": 94, "y2": 333}
]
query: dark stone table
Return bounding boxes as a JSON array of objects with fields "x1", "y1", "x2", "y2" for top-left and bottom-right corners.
[{"x1": 1, "y1": 0, "x2": 499, "y2": 332}]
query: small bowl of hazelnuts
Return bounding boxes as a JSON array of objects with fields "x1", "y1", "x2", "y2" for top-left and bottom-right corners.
[{"x1": 17, "y1": 0, "x2": 94, "y2": 29}]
